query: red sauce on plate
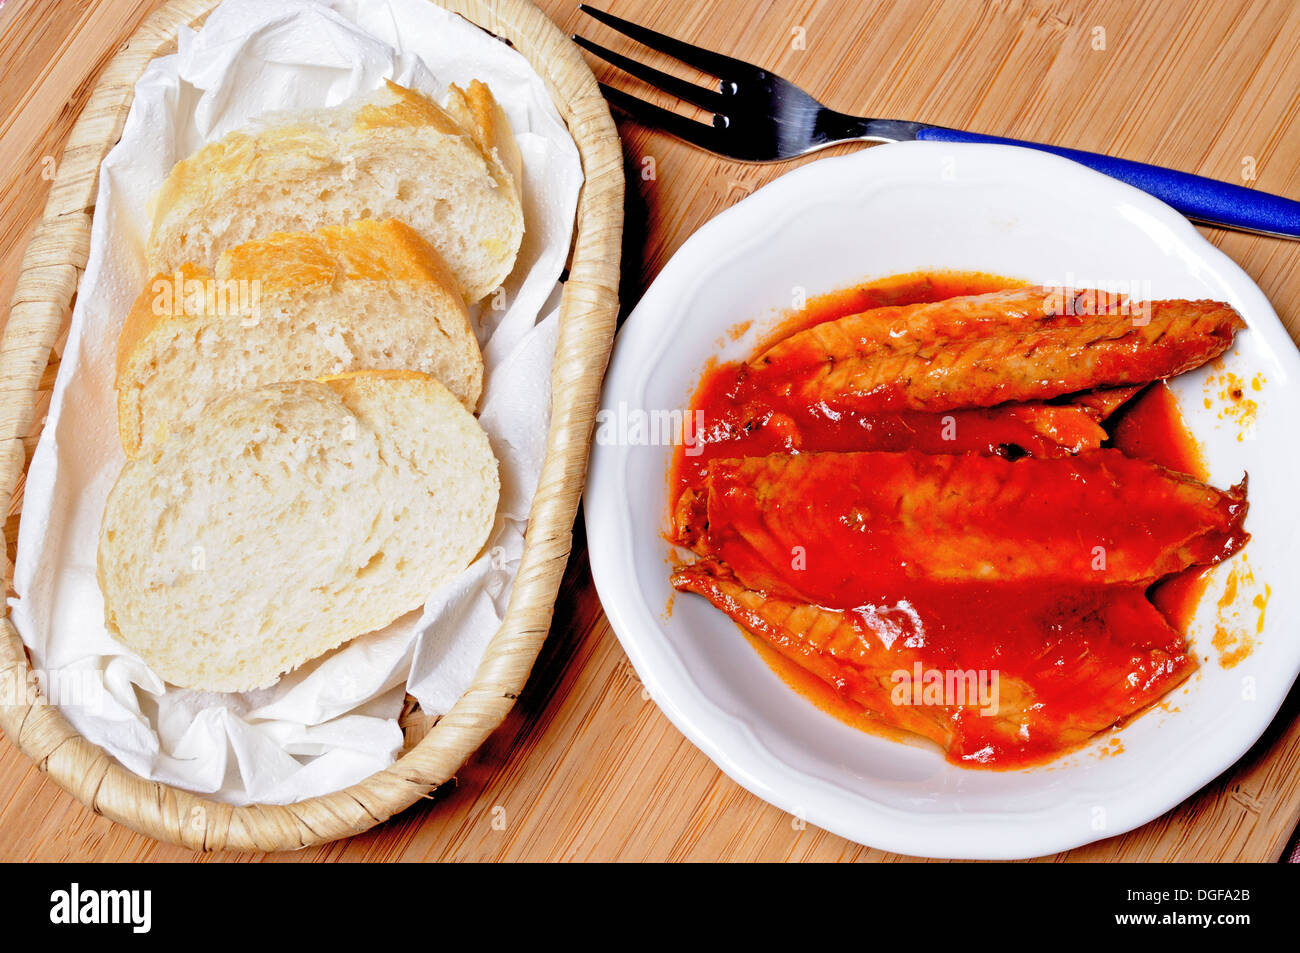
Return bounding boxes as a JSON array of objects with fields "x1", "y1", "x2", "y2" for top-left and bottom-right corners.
[{"x1": 670, "y1": 271, "x2": 1216, "y2": 767}]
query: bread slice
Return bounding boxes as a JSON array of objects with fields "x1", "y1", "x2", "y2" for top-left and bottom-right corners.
[
  {"x1": 116, "y1": 219, "x2": 482, "y2": 457},
  {"x1": 97, "y1": 371, "x2": 500, "y2": 692},
  {"x1": 146, "y1": 80, "x2": 524, "y2": 302},
  {"x1": 444, "y1": 79, "x2": 523, "y2": 203}
]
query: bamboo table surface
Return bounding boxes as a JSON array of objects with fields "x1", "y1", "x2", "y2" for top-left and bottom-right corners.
[{"x1": 3, "y1": 0, "x2": 1300, "y2": 862}]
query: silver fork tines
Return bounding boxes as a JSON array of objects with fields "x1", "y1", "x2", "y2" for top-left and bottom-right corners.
[
  {"x1": 578, "y1": 4, "x2": 764, "y2": 83},
  {"x1": 572, "y1": 34, "x2": 728, "y2": 115},
  {"x1": 574, "y1": 5, "x2": 906, "y2": 162}
]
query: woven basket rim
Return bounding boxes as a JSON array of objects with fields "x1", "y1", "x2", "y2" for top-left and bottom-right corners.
[{"x1": 0, "y1": 0, "x2": 623, "y2": 852}]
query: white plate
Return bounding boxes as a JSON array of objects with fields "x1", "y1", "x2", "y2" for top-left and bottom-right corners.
[{"x1": 585, "y1": 141, "x2": 1300, "y2": 860}]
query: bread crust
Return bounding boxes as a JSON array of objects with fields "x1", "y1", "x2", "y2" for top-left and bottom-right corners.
[{"x1": 446, "y1": 79, "x2": 524, "y2": 202}]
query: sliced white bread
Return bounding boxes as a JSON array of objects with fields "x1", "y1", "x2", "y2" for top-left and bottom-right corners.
[
  {"x1": 444, "y1": 79, "x2": 524, "y2": 203},
  {"x1": 116, "y1": 218, "x2": 481, "y2": 457},
  {"x1": 97, "y1": 371, "x2": 500, "y2": 693},
  {"x1": 146, "y1": 80, "x2": 524, "y2": 302}
]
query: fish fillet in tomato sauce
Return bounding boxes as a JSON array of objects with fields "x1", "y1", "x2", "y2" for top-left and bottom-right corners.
[
  {"x1": 678, "y1": 450, "x2": 1247, "y2": 597},
  {"x1": 669, "y1": 272, "x2": 1248, "y2": 768},
  {"x1": 746, "y1": 288, "x2": 1242, "y2": 414},
  {"x1": 671, "y1": 561, "x2": 1197, "y2": 766}
]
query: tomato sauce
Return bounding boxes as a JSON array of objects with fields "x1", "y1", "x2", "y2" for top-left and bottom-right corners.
[
  {"x1": 1108, "y1": 382, "x2": 1215, "y2": 632},
  {"x1": 670, "y1": 271, "x2": 1219, "y2": 768}
]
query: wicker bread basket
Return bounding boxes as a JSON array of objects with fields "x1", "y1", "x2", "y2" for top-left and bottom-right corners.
[{"x1": 0, "y1": 0, "x2": 623, "y2": 851}]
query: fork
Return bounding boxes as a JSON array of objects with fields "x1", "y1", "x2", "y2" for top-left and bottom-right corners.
[{"x1": 575, "y1": 5, "x2": 1300, "y2": 239}]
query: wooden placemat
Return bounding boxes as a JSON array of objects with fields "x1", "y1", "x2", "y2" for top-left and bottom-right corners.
[{"x1": 3, "y1": 0, "x2": 1299, "y2": 860}]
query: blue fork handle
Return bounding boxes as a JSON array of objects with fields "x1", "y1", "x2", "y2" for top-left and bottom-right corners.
[{"x1": 914, "y1": 125, "x2": 1300, "y2": 238}]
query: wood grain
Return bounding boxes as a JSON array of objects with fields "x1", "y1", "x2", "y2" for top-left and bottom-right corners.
[{"x1": 3, "y1": 0, "x2": 1299, "y2": 861}]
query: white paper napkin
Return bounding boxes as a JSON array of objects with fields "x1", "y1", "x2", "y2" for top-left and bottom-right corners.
[{"x1": 7, "y1": 0, "x2": 583, "y2": 806}]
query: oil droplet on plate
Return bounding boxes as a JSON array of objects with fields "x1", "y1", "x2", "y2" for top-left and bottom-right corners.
[{"x1": 1208, "y1": 556, "x2": 1269, "y2": 669}]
